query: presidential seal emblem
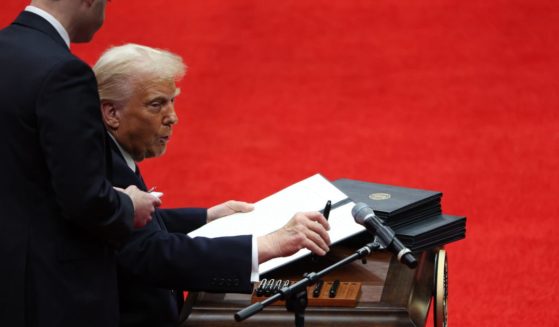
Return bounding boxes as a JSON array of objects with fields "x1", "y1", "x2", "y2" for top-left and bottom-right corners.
[{"x1": 368, "y1": 192, "x2": 391, "y2": 200}]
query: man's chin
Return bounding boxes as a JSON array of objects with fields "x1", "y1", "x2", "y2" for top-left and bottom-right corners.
[{"x1": 147, "y1": 148, "x2": 166, "y2": 159}]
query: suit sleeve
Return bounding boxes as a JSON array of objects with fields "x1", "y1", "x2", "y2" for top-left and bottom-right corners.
[
  {"x1": 117, "y1": 216, "x2": 253, "y2": 293},
  {"x1": 159, "y1": 208, "x2": 207, "y2": 233},
  {"x1": 36, "y1": 58, "x2": 134, "y2": 241}
]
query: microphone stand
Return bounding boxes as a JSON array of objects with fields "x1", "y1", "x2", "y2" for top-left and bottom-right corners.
[{"x1": 234, "y1": 240, "x2": 382, "y2": 327}]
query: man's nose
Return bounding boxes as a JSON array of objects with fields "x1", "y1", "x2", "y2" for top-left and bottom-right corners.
[{"x1": 163, "y1": 104, "x2": 178, "y2": 126}]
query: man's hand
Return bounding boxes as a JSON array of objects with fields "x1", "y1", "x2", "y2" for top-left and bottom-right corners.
[
  {"x1": 117, "y1": 185, "x2": 161, "y2": 228},
  {"x1": 257, "y1": 211, "x2": 331, "y2": 264},
  {"x1": 207, "y1": 200, "x2": 254, "y2": 223}
]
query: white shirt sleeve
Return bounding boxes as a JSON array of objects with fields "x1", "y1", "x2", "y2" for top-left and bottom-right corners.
[{"x1": 250, "y1": 236, "x2": 260, "y2": 282}]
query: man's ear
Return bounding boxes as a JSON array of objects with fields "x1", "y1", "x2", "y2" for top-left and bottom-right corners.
[{"x1": 101, "y1": 101, "x2": 120, "y2": 130}]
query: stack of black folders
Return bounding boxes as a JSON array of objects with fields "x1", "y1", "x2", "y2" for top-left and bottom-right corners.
[{"x1": 333, "y1": 178, "x2": 466, "y2": 252}]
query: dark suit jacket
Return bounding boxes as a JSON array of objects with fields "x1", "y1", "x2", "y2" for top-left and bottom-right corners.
[
  {"x1": 0, "y1": 12, "x2": 135, "y2": 327},
  {"x1": 107, "y1": 139, "x2": 254, "y2": 327}
]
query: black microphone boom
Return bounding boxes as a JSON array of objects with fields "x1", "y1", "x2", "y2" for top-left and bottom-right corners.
[{"x1": 351, "y1": 202, "x2": 417, "y2": 269}]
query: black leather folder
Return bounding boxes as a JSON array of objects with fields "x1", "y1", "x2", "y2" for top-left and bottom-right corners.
[
  {"x1": 333, "y1": 178, "x2": 442, "y2": 227},
  {"x1": 334, "y1": 179, "x2": 441, "y2": 214},
  {"x1": 395, "y1": 214, "x2": 467, "y2": 251},
  {"x1": 333, "y1": 178, "x2": 466, "y2": 251}
]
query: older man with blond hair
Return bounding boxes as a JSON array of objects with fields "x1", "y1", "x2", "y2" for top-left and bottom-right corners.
[{"x1": 93, "y1": 43, "x2": 331, "y2": 327}]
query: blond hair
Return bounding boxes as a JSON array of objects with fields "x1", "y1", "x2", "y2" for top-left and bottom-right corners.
[{"x1": 93, "y1": 43, "x2": 186, "y2": 104}]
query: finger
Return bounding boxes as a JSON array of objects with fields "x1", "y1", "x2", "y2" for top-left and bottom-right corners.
[
  {"x1": 113, "y1": 186, "x2": 124, "y2": 192},
  {"x1": 303, "y1": 211, "x2": 330, "y2": 231},
  {"x1": 237, "y1": 201, "x2": 255, "y2": 212},
  {"x1": 304, "y1": 228, "x2": 330, "y2": 253},
  {"x1": 302, "y1": 237, "x2": 328, "y2": 256},
  {"x1": 151, "y1": 195, "x2": 162, "y2": 207},
  {"x1": 227, "y1": 201, "x2": 255, "y2": 213},
  {"x1": 304, "y1": 215, "x2": 330, "y2": 244},
  {"x1": 317, "y1": 222, "x2": 331, "y2": 245}
]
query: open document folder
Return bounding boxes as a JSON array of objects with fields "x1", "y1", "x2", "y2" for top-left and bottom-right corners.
[{"x1": 187, "y1": 174, "x2": 364, "y2": 274}]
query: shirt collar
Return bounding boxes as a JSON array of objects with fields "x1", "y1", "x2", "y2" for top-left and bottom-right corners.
[
  {"x1": 108, "y1": 133, "x2": 137, "y2": 173},
  {"x1": 25, "y1": 5, "x2": 71, "y2": 48}
]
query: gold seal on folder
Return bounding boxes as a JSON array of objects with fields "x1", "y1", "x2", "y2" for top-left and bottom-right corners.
[{"x1": 368, "y1": 193, "x2": 391, "y2": 200}]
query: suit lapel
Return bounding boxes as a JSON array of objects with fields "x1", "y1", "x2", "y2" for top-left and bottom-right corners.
[
  {"x1": 107, "y1": 137, "x2": 147, "y2": 191},
  {"x1": 107, "y1": 137, "x2": 165, "y2": 232},
  {"x1": 134, "y1": 165, "x2": 149, "y2": 191}
]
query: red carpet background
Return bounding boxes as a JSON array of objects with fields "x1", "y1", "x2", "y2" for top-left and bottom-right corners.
[{"x1": 3, "y1": 0, "x2": 558, "y2": 325}]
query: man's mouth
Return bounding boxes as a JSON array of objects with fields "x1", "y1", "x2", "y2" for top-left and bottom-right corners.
[{"x1": 160, "y1": 135, "x2": 170, "y2": 143}]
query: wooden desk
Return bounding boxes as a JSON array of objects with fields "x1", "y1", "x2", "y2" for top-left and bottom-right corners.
[{"x1": 181, "y1": 235, "x2": 435, "y2": 327}]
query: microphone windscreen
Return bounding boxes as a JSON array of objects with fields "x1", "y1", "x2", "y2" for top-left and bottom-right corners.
[{"x1": 351, "y1": 202, "x2": 374, "y2": 224}]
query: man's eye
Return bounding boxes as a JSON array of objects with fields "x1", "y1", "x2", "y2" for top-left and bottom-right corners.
[{"x1": 149, "y1": 102, "x2": 162, "y2": 109}]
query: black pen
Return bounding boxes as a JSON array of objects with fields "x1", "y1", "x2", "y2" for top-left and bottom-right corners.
[
  {"x1": 311, "y1": 200, "x2": 332, "y2": 263},
  {"x1": 323, "y1": 200, "x2": 332, "y2": 220}
]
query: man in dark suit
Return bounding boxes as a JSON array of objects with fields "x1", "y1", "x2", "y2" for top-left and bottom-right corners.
[
  {"x1": 0, "y1": 1, "x2": 161, "y2": 326},
  {"x1": 93, "y1": 43, "x2": 332, "y2": 327}
]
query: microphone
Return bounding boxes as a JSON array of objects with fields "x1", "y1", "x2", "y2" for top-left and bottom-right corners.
[{"x1": 352, "y1": 202, "x2": 417, "y2": 269}]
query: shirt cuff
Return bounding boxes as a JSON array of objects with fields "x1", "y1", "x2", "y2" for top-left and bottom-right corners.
[{"x1": 250, "y1": 236, "x2": 259, "y2": 282}]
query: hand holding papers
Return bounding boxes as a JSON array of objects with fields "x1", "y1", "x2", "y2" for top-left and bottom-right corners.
[
  {"x1": 207, "y1": 200, "x2": 255, "y2": 223},
  {"x1": 188, "y1": 174, "x2": 365, "y2": 274}
]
